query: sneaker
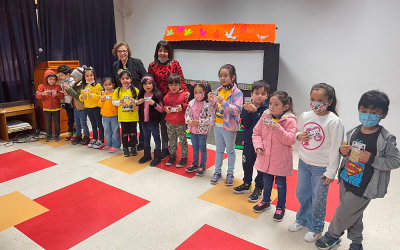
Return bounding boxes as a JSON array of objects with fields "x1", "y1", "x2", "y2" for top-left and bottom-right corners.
[
  {"x1": 93, "y1": 140, "x2": 105, "y2": 149},
  {"x1": 253, "y1": 200, "x2": 271, "y2": 213},
  {"x1": 65, "y1": 132, "x2": 73, "y2": 141},
  {"x1": 80, "y1": 136, "x2": 90, "y2": 145},
  {"x1": 166, "y1": 155, "x2": 176, "y2": 166},
  {"x1": 71, "y1": 135, "x2": 82, "y2": 145},
  {"x1": 103, "y1": 146, "x2": 111, "y2": 151},
  {"x1": 137, "y1": 142, "x2": 144, "y2": 151},
  {"x1": 225, "y1": 174, "x2": 234, "y2": 186},
  {"x1": 210, "y1": 172, "x2": 222, "y2": 185},
  {"x1": 130, "y1": 147, "x2": 137, "y2": 156},
  {"x1": 161, "y1": 148, "x2": 170, "y2": 160},
  {"x1": 315, "y1": 232, "x2": 341, "y2": 249},
  {"x1": 54, "y1": 135, "x2": 60, "y2": 142},
  {"x1": 233, "y1": 183, "x2": 252, "y2": 194},
  {"x1": 87, "y1": 139, "x2": 96, "y2": 148},
  {"x1": 45, "y1": 135, "x2": 52, "y2": 142},
  {"x1": 248, "y1": 187, "x2": 263, "y2": 202},
  {"x1": 196, "y1": 165, "x2": 206, "y2": 177},
  {"x1": 349, "y1": 243, "x2": 363, "y2": 250},
  {"x1": 273, "y1": 206, "x2": 285, "y2": 222},
  {"x1": 176, "y1": 158, "x2": 188, "y2": 168},
  {"x1": 305, "y1": 231, "x2": 321, "y2": 242},
  {"x1": 288, "y1": 222, "x2": 305, "y2": 232},
  {"x1": 123, "y1": 148, "x2": 130, "y2": 157},
  {"x1": 186, "y1": 163, "x2": 198, "y2": 173},
  {"x1": 109, "y1": 147, "x2": 120, "y2": 153}
]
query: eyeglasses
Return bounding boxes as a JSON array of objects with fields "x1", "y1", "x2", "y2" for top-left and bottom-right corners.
[{"x1": 117, "y1": 50, "x2": 128, "y2": 54}]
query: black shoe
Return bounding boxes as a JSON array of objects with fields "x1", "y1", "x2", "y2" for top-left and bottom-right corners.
[
  {"x1": 315, "y1": 232, "x2": 341, "y2": 250},
  {"x1": 166, "y1": 155, "x2": 176, "y2": 166},
  {"x1": 248, "y1": 187, "x2": 263, "y2": 202},
  {"x1": 273, "y1": 206, "x2": 285, "y2": 222},
  {"x1": 71, "y1": 135, "x2": 82, "y2": 145},
  {"x1": 186, "y1": 163, "x2": 198, "y2": 173},
  {"x1": 45, "y1": 135, "x2": 52, "y2": 142},
  {"x1": 130, "y1": 147, "x2": 137, "y2": 156},
  {"x1": 139, "y1": 147, "x2": 152, "y2": 164},
  {"x1": 123, "y1": 148, "x2": 130, "y2": 157},
  {"x1": 233, "y1": 183, "x2": 252, "y2": 194},
  {"x1": 253, "y1": 200, "x2": 271, "y2": 213},
  {"x1": 161, "y1": 148, "x2": 170, "y2": 160},
  {"x1": 349, "y1": 243, "x2": 363, "y2": 250},
  {"x1": 176, "y1": 158, "x2": 188, "y2": 168},
  {"x1": 150, "y1": 149, "x2": 161, "y2": 167},
  {"x1": 196, "y1": 165, "x2": 206, "y2": 177},
  {"x1": 137, "y1": 142, "x2": 144, "y2": 151},
  {"x1": 80, "y1": 136, "x2": 90, "y2": 145}
]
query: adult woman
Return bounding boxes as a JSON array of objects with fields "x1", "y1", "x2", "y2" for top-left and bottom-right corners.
[
  {"x1": 112, "y1": 42, "x2": 147, "y2": 150},
  {"x1": 148, "y1": 40, "x2": 188, "y2": 159}
]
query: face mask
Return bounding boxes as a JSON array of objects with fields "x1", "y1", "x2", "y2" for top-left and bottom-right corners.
[
  {"x1": 194, "y1": 93, "x2": 204, "y2": 101},
  {"x1": 359, "y1": 113, "x2": 381, "y2": 127},
  {"x1": 222, "y1": 82, "x2": 234, "y2": 90},
  {"x1": 310, "y1": 101, "x2": 329, "y2": 113},
  {"x1": 158, "y1": 57, "x2": 169, "y2": 64},
  {"x1": 123, "y1": 84, "x2": 131, "y2": 90},
  {"x1": 274, "y1": 111, "x2": 284, "y2": 118}
]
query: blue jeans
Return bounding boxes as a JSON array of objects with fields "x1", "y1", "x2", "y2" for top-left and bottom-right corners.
[
  {"x1": 142, "y1": 123, "x2": 161, "y2": 150},
  {"x1": 296, "y1": 159, "x2": 330, "y2": 234},
  {"x1": 190, "y1": 133, "x2": 207, "y2": 167},
  {"x1": 86, "y1": 107, "x2": 104, "y2": 141},
  {"x1": 263, "y1": 173, "x2": 287, "y2": 208},
  {"x1": 103, "y1": 116, "x2": 120, "y2": 148},
  {"x1": 214, "y1": 125, "x2": 237, "y2": 175},
  {"x1": 74, "y1": 108, "x2": 89, "y2": 137}
]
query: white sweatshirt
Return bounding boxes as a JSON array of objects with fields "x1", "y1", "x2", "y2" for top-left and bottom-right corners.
[{"x1": 296, "y1": 111, "x2": 345, "y2": 179}]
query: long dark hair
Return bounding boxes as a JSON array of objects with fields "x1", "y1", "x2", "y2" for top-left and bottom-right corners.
[
  {"x1": 82, "y1": 68, "x2": 98, "y2": 87},
  {"x1": 153, "y1": 40, "x2": 173, "y2": 65},
  {"x1": 117, "y1": 70, "x2": 137, "y2": 99},
  {"x1": 270, "y1": 91, "x2": 294, "y2": 115},
  {"x1": 138, "y1": 75, "x2": 163, "y2": 103},
  {"x1": 188, "y1": 82, "x2": 212, "y2": 102},
  {"x1": 311, "y1": 83, "x2": 338, "y2": 116},
  {"x1": 218, "y1": 64, "x2": 237, "y2": 85}
]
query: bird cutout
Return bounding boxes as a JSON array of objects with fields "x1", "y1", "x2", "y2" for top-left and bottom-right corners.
[
  {"x1": 166, "y1": 29, "x2": 174, "y2": 36},
  {"x1": 184, "y1": 28, "x2": 193, "y2": 36},
  {"x1": 225, "y1": 26, "x2": 237, "y2": 40},
  {"x1": 257, "y1": 34, "x2": 270, "y2": 42},
  {"x1": 200, "y1": 28, "x2": 207, "y2": 37},
  {"x1": 214, "y1": 30, "x2": 219, "y2": 39},
  {"x1": 177, "y1": 26, "x2": 185, "y2": 33},
  {"x1": 239, "y1": 24, "x2": 247, "y2": 33}
]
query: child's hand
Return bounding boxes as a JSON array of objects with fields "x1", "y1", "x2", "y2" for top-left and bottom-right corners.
[
  {"x1": 130, "y1": 98, "x2": 136, "y2": 105},
  {"x1": 100, "y1": 95, "x2": 106, "y2": 102},
  {"x1": 165, "y1": 106, "x2": 172, "y2": 113},
  {"x1": 61, "y1": 90, "x2": 69, "y2": 96},
  {"x1": 270, "y1": 121, "x2": 279, "y2": 130},
  {"x1": 256, "y1": 148, "x2": 263, "y2": 154},
  {"x1": 63, "y1": 84, "x2": 71, "y2": 90},
  {"x1": 185, "y1": 92, "x2": 190, "y2": 99},
  {"x1": 148, "y1": 99, "x2": 155, "y2": 105},
  {"x1": 321, "y1": 175, "x2": 334, "y2": 185},
  {"x1": 244, "y1": 103, "x2": 256, "y2": 112},
  {"x1": 51, "y1": 90, "x2": 57, "y2": 97},
  {"x1": 358, "y1": 151, "x2": 372, "y2": 163},
  {"x1": 88, "y1": 93, "x2": 93, "y2": 98},
  {"x1": 340, "y1": 145, "x2": 352, "y2": 155},
  {"x1": 298, "y1": 132, "x2": 311, "y2": 142},
  {"x1": 41, "y1": 91, "x2": 49, "y2": 96},
  {"x1": 208, "y1": 92, "x2": 214, "y2": 102},
  {"x1": 188, "y1": 120, "x2": 194, "y2": 126},
  {"x1": 217, "y1": 95, "x2": 224, "y2": 104},
  {"x1": 136, "y1": 99, "x2": 144, "y2": 105},
  {"x1": 81, "y1": 94, "x2": 87, "y2": 100},
  {"x1": 177, "y1": 105, "x2": 183, "y2": 112},
  {"x1": 120, "y1": 98, "x2": 125, "y2": 104}
]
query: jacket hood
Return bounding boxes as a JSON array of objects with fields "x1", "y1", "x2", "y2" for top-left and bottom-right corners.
[
  {"x1": 263, "y1": 109, "x2": 297, "y2": 121},
  {"x1": 42, "y1": 70, "x2": 58, "y2": 86}
]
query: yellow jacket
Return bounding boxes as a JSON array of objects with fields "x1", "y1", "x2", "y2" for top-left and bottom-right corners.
[
  {"x1": 98, "y1": 91, "x2": 118, "y2": 117},
  {"x1": 79, "y1": 83, "x2": 102, "y2": 108}
]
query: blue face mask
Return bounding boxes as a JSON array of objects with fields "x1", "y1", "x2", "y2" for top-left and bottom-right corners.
[
  {"x1": 158, "y1": 57, "x2": 169, "y2": 64},
  {"x1": 359, "y1": 113, "x2": 381, "y2": 127}
]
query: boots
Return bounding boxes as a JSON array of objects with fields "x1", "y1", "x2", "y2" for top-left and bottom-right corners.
[
  {"x1": 150, "y1": 149, "x2": 161, "y2": 167},
  {"x1": 138, "y1": 147, "x2": 152, "y2": 164}
]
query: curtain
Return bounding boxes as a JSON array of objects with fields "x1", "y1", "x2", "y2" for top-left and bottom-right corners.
[
  {"x1": 0, "y1": 0, "x2": 41, "y2": 103},
  {"x1": 37, "y1": 0, "x2": 117, "y2": 82}
]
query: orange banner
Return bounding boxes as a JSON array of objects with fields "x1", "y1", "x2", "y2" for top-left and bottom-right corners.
[{"x1": 163, "y1": 23, "x2": 276, "y2": 43}]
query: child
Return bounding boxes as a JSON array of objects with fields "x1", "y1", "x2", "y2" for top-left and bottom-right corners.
[
  {"x1": 315, "y1": 90, "x2": 400, "y2": 250},
  {"x1": 164, "y1": 74, "x2": 189, "y2": 167},
  {"x1": 252, "y1": 91, "x2": 297, "y2": 222},
  {"x1": 136, "y1": 75, "x2": 164, "y2": 167},
  {"x1": 64, "y1": 66, "x2": 90, "y2": 145},
  {"x1": 289, "y1": 83, "x2": 345, "y2": 242},
  {"x1": 57, "y1": 65, "x2": 76, "y2": 141},
  {"x1": 36, "y1": 70, "x2": 64, "y2": 142},
  {"x1": 207, "y1": 64, "x2": 243, "y2": 186},
  {"x1": 233, "y1": 80, "x2": 270, "y2": 202},
  {"x1": 99, "y1": 78, "x2": 120, "y2": 153},
  {"x1": 112, "y1": 70, "x2": 139, "y2": 156},
  {"x1": 185, "y1": 81, "x2": 213, "y2": 176},
  {"x1": 79, "y1": 67, "x2": 104, "y2": 149}
]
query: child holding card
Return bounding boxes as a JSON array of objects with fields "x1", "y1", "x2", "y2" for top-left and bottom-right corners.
[
  {"x1": 316, "y1": 90, "x2": 400, "y2": 250},
  {"x1": 252, "y1": 91, "x2": 297, "y2": 222}
]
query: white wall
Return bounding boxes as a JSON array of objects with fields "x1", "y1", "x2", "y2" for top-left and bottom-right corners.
[{"x1": 116, "y1": 0, "x2": 400, "y2": 136}]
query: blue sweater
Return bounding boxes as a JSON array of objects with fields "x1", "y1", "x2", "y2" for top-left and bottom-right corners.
[{"x1": 241, "y1": 102, "x2": 269, "y2": 145}]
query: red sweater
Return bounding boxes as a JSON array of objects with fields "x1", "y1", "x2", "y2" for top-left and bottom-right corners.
[
  {"x1": 148, "y1": 60, "x2": 188, "y2": 96},
  {"x1": 36, "y1": 70, "x2": 64, "y2": 111},
  {"x1": 163, "y1": 91, "x2": 188, "y2": 125}
]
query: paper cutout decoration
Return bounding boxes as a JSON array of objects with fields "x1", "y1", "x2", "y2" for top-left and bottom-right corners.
[{"x1": 163, "y1": 23, "x2": 276, "y2": 43}]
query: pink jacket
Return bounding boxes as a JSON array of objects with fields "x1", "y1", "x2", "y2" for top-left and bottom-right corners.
[{"x1": 252, "y1": 110, "x2": 297, "y2": 176}]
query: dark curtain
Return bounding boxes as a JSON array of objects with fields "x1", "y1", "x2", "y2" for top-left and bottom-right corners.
[
  {"x1": 0, "y1": 0, "x2": 41, "y2": 103},
  {"x1": 37, "y1": 0, "x2": 117, "y2": 82}
]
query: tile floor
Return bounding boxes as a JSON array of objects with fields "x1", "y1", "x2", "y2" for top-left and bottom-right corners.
[{"x1": 0, "y1": 135, "x2": 398, "y2": 250}]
